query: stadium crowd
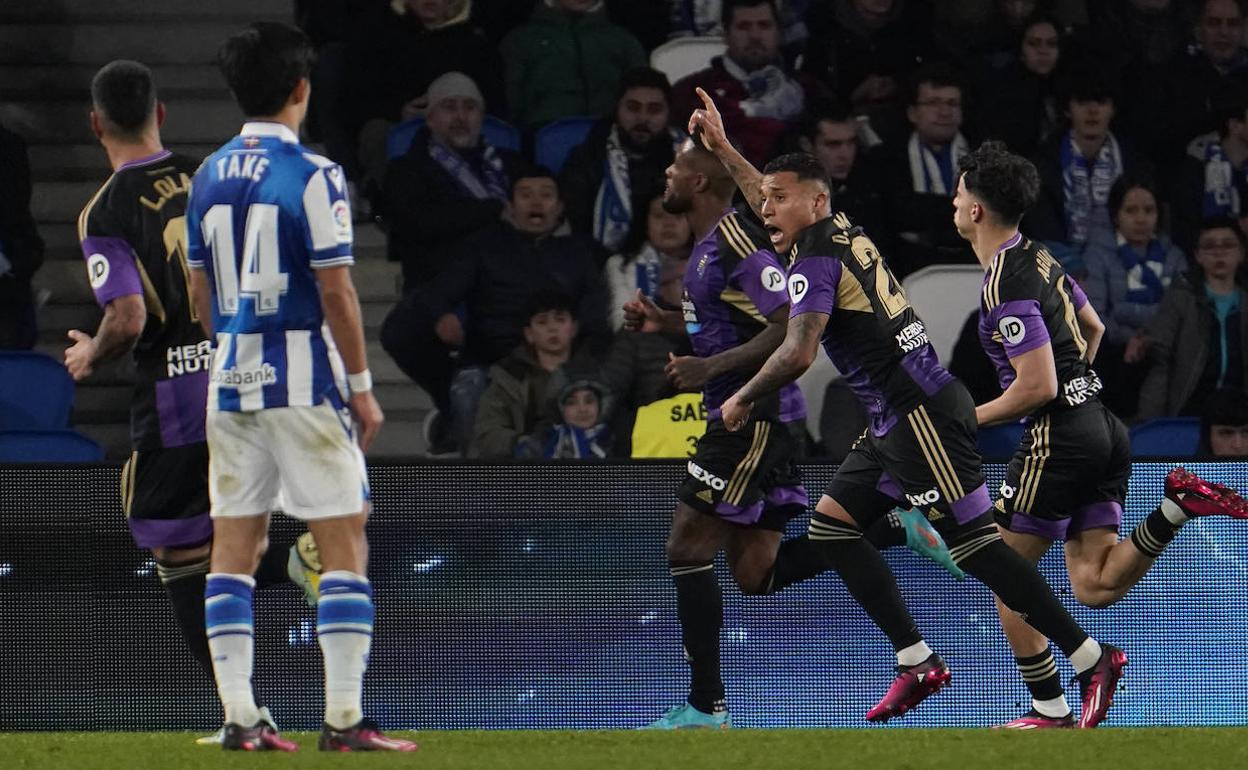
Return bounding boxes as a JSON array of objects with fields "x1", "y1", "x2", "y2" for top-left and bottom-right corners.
[{"x1": 2, "y1": 0, "x2": 1247, "y2": 459}]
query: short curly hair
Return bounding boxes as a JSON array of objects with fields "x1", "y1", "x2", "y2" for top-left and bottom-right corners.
[{"x1": 957, "y1": 141, "x2": 1041, "y2": 225}]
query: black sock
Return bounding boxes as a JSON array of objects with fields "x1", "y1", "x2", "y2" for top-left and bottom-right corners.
[
  {"x1": 955, "y1": 531, "x2": 1088, "y2": 656},
  {"x1": 671, "y1": 563, "x2": 725, "y2": 714},
  {"x1": 863, "y1": 511, "x2": 906, "y2": 550},
  {"x1": 1016, "y1": 648, "x2": 1065, "y2": 704},
  {"x1": 760, "y1": 535, "x2": 829, "y2": 594},
  {"x1": 1129, "y1": 505, "x2": 1183, "y2": 559},
  {"x1": 255, "y1": 540, "x2": 291, "y2": 589},
  {"x1": 157, "y1": 557, "x2": 212, "y2": 676},
  {"x1": 809, "y1": 513, "x2": 923, "y2": 651}
]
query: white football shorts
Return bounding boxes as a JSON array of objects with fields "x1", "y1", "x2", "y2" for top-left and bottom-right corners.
[{"x1": 206, "y1": 401, "x2": 369, "y2": 520}]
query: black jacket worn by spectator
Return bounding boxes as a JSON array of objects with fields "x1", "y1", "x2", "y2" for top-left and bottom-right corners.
[
  {"x1": 382, "y1": 128, "x2": 526, "y2": 289},
  {"x1": 418, "y1": 221, "x2": 611, "y2": 367},
  {"x1": 0, "y1": 124, "x2": 44, "y2": 350},
  {"x1": 559, "y1": 119, "x2": 676, "y2": 247}
]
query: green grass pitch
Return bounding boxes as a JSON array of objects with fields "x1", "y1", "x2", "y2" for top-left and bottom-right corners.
[{"x1": 2, "y1": 728, "x2": 1246, "y2": 770}]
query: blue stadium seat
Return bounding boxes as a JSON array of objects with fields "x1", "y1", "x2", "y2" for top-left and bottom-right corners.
[
  {"x1": 385, "y1": 115, "x2": 522, "y2": 159},
  {"x1": 534, "y1": 117, "x2": 597, "y2": 174},
  {"x1": 0, "y1": 351, "x2": 75, "y2": 430},
  {"x1": 0, "y1": 430, "x2": 103, "y2": 462},
  {"x1": 1130, "y1": 418, "x2": 1201, "y2": 458},
  {"x1": 978, "y1": 422, "x2": 1024, "y2": 460}
]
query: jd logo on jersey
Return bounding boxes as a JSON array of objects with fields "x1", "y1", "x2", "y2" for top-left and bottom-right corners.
[
  {"x1": 788, "y1": 274, "x2": 809, "y2": 304},
  {"x1": 998, "y1": 316, "x2": 1026, "y2": 345},
  {"x1": 87, "y1": 253, "x2": 110, "y2": 289},
  {"x1": 762, "y1": 265, "x2": 786, "y2": 293}
]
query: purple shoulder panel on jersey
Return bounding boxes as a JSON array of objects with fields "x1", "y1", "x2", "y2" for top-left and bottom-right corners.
[
  {"x1": 985, "y1": 298, "x2": 1050, "y2": 359},
  {"x1": 733, "y1": 250, "x2": 791, "y2": 318},
  {"x1": 1067, "y1": 275, "x2": 1089, "y2": 310},
  {"x1": 80, "y1": 235, "x2": 142, "y2": 306},
  {"x1": 788, "y1": 256, "x2": 842, "y2": 317}
]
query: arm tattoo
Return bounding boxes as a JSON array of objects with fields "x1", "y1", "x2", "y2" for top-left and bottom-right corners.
[
  {"x1": 735, "y1": 313, "x2": 827, "y2": 403},
  {"x1": 719, "y1": 150, "x2": 765, "y2": 219}
]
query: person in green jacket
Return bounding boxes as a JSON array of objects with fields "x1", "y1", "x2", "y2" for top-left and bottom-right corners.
[{"x1": 502, "y1": 0, "x2": 646, "y2": 129}]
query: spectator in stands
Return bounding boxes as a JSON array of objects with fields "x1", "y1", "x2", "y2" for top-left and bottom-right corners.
[
  {"x1": 1199, "y1": 387, "x2": 1248, "y2": 456},
  {"x1": 977, "y1": 13, "x2": 1064, "y2": 158},
  {"x1": 1138, "y1": 217, "x2": 1247, "y2": 419},
  {"x1": 801, "y1": 0, "x2": 931, "y2": 140},
  {"x1": 560, "y1": 68, "x2": 685, "y2": 253},
  {"x1": 671, "y1": 0, "x2": 821, "y2": 167},
  {"x1": 0, "y1": 122, "x2": 43, "y2": 350},
  {"x1": 603, "y1": 195, "x2": 692, "y2": 331},
  {"x1": 938, "y1": 0, "x2": 1055, "y2": 72},
  {"x1": 381, "y1": 168, "x2": 611, "y2": 455},
  {"x1": 381, "y1": 72, "x2": 526, "y2": 290},
  {"x1": 501, "y1": 0, "x2": 646, "y2": 130},
  {"x1": 599, "y1": 254, "x2": 693, "y2": 456},
  {"x1": 350, "y1": 1, "x2": 504, "y2": 197},
  {"x1": 1172, "y1": 87, "x2": 1248, "y2": 254},
  {"x1": 1163, "y1": 0, "x2": 1248, "y2": 158},
  {"x1": 669, "y1": 0, "x2": 811, "y2": 60},
  {"x1": 795, "y1": 99, "x2": 875, "y2": 222},
  {"x1": 1024, "y1": 65, "x2": 1149, "y2": 274},
  {"x1": 470, "y1": 292, "x2": 602, "y2": 458},
  {"x1": 859, "y1": 62, "x2": 974, "y2": 278},
  {"x1": 541, "y1": 379, "x2": 613, "y2": 458},
  {"x1": 1082, "y1": 173, "x2": 1187, "y2": 419}
]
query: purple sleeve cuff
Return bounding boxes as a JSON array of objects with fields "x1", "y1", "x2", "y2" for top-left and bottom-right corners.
[
  {"x1": 991, "y1": 298, "x2": 1050, "y2": 358},
  {"x1": 1067, "y1": 276, "x2": 1088, "y2": 310},
  {"x1": 734, "y1": 251, "x2": 791, "y2": 318},
  {"x1": 81, "y1": 236, "x2": 142, "y2": 306},
  {"x1": 788, "y1": 257, "x2": 842, "y2": 317}
]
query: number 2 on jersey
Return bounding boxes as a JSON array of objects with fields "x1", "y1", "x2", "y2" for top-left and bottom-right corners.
[
  {"x1": 850, "y1": 234, "x2": 909, "y2": 319},
  {"x1": 201, "y1": 203, "x2": 289, "y2": 316}
]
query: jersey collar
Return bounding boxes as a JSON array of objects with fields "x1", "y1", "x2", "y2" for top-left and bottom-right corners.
[
  {"x1": 117, "y1": 149, "x2": 172, "y2": 171},
  {"x1": 240, "y1": 121, "x2": 299, "y2": 143}
]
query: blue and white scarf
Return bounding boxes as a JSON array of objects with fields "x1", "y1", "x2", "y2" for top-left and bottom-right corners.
[
  {"x1": 543, "y1": 423, "x2": 610, "y2": 458},
  {"x1": 1202, "y1": 139, "x2": 1244, "y2": 220},
  {"x1": 1060, "y1": 131, "x2": 1122, "y2": 246},
  {"x1": 1115, "y1": 233, "x2": 1167, "y2": 305},
  {"x1": 907, "y1": 132, "x2": 969, "y2": 195},
  {"x1": 593, "y1": 125, "x2": 684, "y2": 252},
  {"x1": 428, "y1": 140, "x2": 509, "y2": 202}
]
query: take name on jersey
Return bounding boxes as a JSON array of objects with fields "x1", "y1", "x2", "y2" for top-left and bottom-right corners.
[{"x1": 186, "y1": 122, "x2": 353, "y2": 412}]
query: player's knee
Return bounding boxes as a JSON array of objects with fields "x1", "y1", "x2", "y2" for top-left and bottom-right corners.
[
  {"x1": 151, "y1": 542, "x2": 211, "y2": 566},
  {"x1": 665, "y1": 538, "x2": 709, "y2": 565},
  {"x1": 733, "y1": 565, "x2": 772, "y2": 596},
  {"x1": 1071, "y1": 581, "x2": 1121, "y2": 609}
]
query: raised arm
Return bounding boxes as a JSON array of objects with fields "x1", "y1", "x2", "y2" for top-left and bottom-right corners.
[{"x1": 687, "y1": 87, "x2": 766, "y2": 219}]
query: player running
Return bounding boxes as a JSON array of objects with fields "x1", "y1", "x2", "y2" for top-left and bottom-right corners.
[
  {"x1": 952, "y1": 141, "x2": 1248, "y2": 728},
  {"x1": 186, "y1": 23, "x2": 414, "y2": 752},
  {"x1": 66, "y1": 59, "x2": 320, "y2": 742},
  {"x1": 630, "y1": 137, "x2": 960, "y2": 729},
  {"x1": 690, "y1": 86, "x2": 1126, "y2": 727}
]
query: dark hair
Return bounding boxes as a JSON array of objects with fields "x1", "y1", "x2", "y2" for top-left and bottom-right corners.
[
  {"x1": 906, "y1": 61, "x2": 964, "y2": 107},
  {"x1": 1212, "y1": 84, "x2": 1248, "y2": 138},
  {"x1": 1197, "y1": 216, "x2": 1248, "y2": 249},
  {"x1": 218, "y1": 22, "x2": 315, "y2": 117},
  {"x1": 1107, "y1": 171, "x2": 1160, "y2": 227},
  {"x1": 91, "y1": 60, "x2": 156, "y2": 137},
  {"x1": 721, "y1": 0, "x2": 778, "y2": 28},
  {"x1": 616, "y1": 67, "x2": 671, "y2": 104},
  {"x1": 1200, "y1": 388, "x2": 1248, "y2": 455},
  {"x1": 510, "y1": 165, "x2": 559, "y2": 198},
  {"x1": 799, "y1": 98, "x2": 855, "y2": 141},
  {"x1": 762, "y1": 152, "x2": 830, "y2": 189},
  {"x1": 1063, "y1": 60, "x2": 1115, "y2": 104},
  {"x1": 957, "y1": 141, "x2": 1041, "y2": 224},
  {"x1": 526, "y1": 289, "x2": 578, "y2": 321}
]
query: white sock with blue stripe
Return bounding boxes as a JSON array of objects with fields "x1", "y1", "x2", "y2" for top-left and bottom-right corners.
[
  {"x1": 318, "y1": 570, "x2": 374, "y2": 730},
  {"x1": 205, "y1": 573, "x2": 260, "y2": 727}
]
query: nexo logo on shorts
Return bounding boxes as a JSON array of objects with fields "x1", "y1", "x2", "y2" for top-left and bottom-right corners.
[
  {"x1": 998, "y1": 315, "x2": 1026, "y2": 345},
  {"x1": 687, "y1": 461, "x2": 727, "y2": 491},
  {"x1": 906, "y1": 489, "x2": 941, "y2": 507}
]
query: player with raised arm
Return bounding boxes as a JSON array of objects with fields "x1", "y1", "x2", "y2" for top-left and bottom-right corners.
[
  {"x1": 691, "y1": 87, "x2": 1126, "y2": 727},
  {"x1": 952, "y1": 141, "x2": 1248, "y2": 728},
  {"x1": 629, "y1": 135, "x2": 960, "y2": 729},
  {"x1": 65, "y1": 59, "x2": 319, "y2": 743},
  {"x1": 186, "y1": 23, "x2": 414, "y2": 752}
]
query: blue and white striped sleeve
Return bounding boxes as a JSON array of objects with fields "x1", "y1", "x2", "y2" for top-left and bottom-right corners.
[{"x1": 302, "y1": 163, "x2": 354, "y2": 269}]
